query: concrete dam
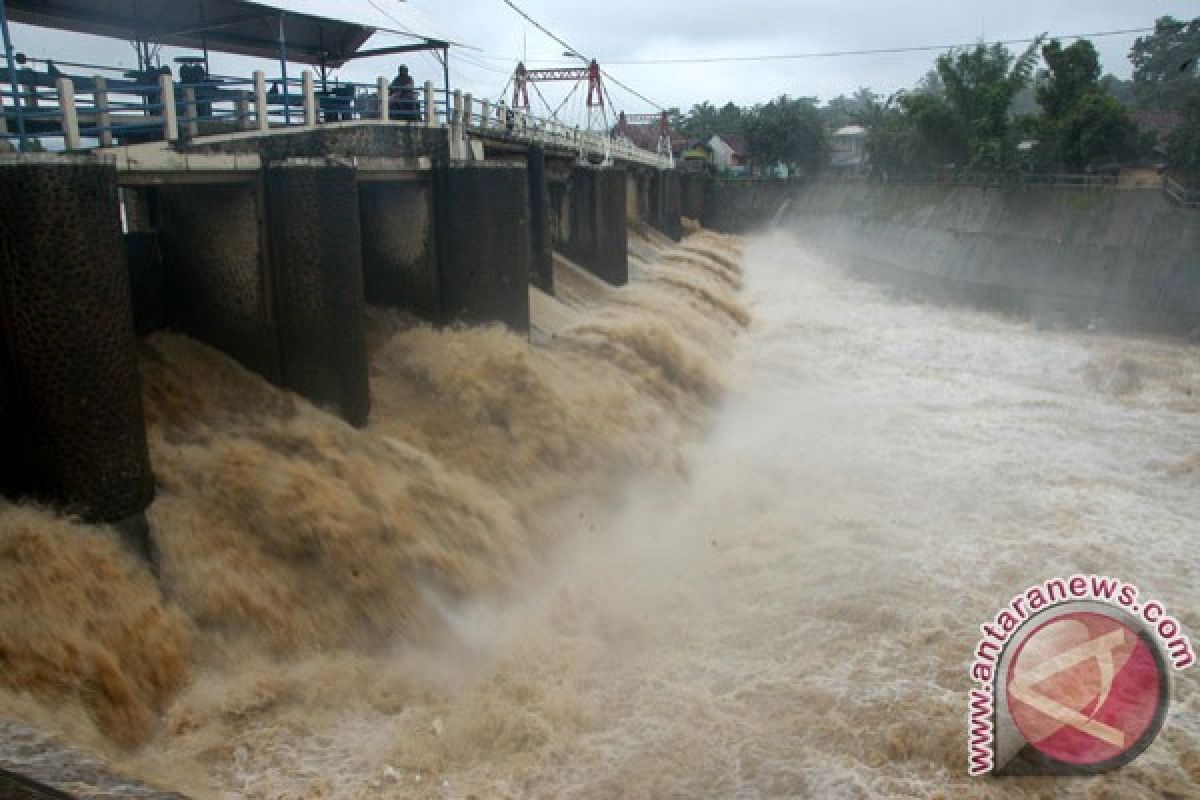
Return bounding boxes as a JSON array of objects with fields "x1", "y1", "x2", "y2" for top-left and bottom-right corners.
[
  {"x1": 2, "y1": 129, "x2": 1199, "y2": 799},
  {"x1": 0, "y1": 119, "x2": 687, "y2": 532}
]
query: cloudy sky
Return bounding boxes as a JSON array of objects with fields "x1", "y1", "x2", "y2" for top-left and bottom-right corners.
[{"x1": 8, "y1": 0, "x2": 1196, "y2": 123}]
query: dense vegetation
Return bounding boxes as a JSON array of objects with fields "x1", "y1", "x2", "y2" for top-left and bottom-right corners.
[{"x1": 667, "y1": 15, "x2": 1200, "y2": 181}]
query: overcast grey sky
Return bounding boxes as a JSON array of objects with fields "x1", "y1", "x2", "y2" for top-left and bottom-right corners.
[{"x1": 9, "y1": 0, "x2": 1198, "y2": 122}]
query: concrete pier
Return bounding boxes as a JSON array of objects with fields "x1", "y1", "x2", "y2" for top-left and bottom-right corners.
[
  {"x1": 433, "y1": 164, "x2": 532, "y2": 331},
  {"x1": 155, "y1": 166, "x2": 370, "y2": 426},
  {"x1": 527, "y1": 145, "x2": 554, "y2": 293},
  {"x1": 566, "y1": 166, "x2": 629, "y2": 286},
  {"x1": 650, "y1": 169, "x2": 683, "y2": 241},
  {"x1": 0, "y1": 159, "x2": 155, "y2": 526},
  {"x1": 264, "y1": 165, "x2": 370, "y2": 427},
  {"x1": 681, "y1": 173, "x2": 706, "y2": 221}
]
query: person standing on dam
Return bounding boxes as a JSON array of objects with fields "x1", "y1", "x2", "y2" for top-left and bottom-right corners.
[{"x1": 389, "y1": 64, "x2": 419, "y2": 121}]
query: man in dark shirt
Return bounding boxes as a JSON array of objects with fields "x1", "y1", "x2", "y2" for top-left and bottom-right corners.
[{"x1": 389, "y1": 65, "x2": 418, "y2": 120}]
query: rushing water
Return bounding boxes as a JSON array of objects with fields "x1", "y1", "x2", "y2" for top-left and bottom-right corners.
[{"x1": 2, "y1": 228, "x2": 1199, "y2": 798}]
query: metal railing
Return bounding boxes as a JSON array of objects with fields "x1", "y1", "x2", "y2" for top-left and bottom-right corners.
[
  {"x1": 0, "y1": 67, "x2": 672, "y2": 168},
  {"x1": 440, "y1": 88, "x2": 669, "y2": 168}
]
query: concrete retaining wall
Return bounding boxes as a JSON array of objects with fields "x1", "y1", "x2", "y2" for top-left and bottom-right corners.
[
  {"x1": 786, "y1": 182, "x2": 1200, "y2": 334},
  {"x1": 702, "y1": 179, "x2": 795, "y2": 233}
]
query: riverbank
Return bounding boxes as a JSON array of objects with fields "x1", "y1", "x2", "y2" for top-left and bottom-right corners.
[{"x1": 783, "y1": 181, "x2": 1200, "y2": 336}]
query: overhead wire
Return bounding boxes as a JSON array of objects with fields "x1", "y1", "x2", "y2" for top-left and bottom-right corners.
[
  {"x1": 497, "y1": 0, "x2": 663, "y2": 123},
  {"x1": 600, "y1": 69, "x2": 662, "y2": 110},
  {"x1": 500, "y1": 0, "x2": 589, "y2": 65},
  {"x1": 466, "y1": 25, "x2": 1158, "y2": 66},
  {"x1": 453, "y1": 50, "x2": 512, "y2": 75},
  {"x1": 491, "y1": 3, "x2": 1154, "y2": 116}
]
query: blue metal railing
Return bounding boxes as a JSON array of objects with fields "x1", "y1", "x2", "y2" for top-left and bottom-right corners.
[{"x1": 0, "y1": 65, "x2": 670, "y2": 167}]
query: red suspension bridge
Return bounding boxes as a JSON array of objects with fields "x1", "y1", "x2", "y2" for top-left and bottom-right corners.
[{"x1": 507, "y1": 59, "x2": 676, "y2": 163}]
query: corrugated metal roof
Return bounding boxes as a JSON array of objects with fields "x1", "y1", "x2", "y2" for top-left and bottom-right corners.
[{"x1": 4, "y1": 0, "x2": 456, "y2": 67}]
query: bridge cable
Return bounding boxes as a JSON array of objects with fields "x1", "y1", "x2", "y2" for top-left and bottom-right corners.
[
  {"x1": 529, "y1": 79, "x2": 560, "y2": 117},
  {"x1": 552, "y1": 79, "x2": 583, "y2": 120}
]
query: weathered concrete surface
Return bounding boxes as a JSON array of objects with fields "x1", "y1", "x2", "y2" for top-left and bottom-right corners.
[
  {"x1": 156, "y1": 181, "x2": 282, "y2": 382},
  {"x1": 702, "y1": 178, "x2": 795, "y2": 233},
  {"x1": 786, "y1": 182, "x2": 1200, "y2": 334},
  {"x1": 0, "y1": 719, "x2": 187, "y2": 799},
  {"x1": 681, "y1": 172, "x2": 706, "y2": 221},
  {"x1": 625, "y1": 171, "x2": 641, "y2": 225},
  {"x1": 157, "y1": 169, "x2": 371, "y2": 426},
  {"x1": 565, "y1": 166, "x2": 629, "y2": 286},
  {"x1": 359, "y1": 180, "x2": 440, "y2": 316},
  {"x1": 181, "y1": 124, "x2": 449, "y2": 163},
  {"x1": 0, "y1": 161, "x2": 154, "y2": 524},
  {"x1": 527, "y1": 145, "x2": 554, "y2": 293},
  {"x1": 264, "y1": 165, "x2": 371, "y2": 426},
  {"x1": 650, "y1": 169, "x2": 683, "y2": 241},
  {"x1": 434, "y1": 164, "x2": 532, "y2": 331},
  {"x1": 124, "y1": 232, "x2": 167, "y2": 336}
]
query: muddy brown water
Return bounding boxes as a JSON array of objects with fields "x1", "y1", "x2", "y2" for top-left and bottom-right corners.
[{"x1": 1, "y1": 229, "x2": 1197, "y2": 799}]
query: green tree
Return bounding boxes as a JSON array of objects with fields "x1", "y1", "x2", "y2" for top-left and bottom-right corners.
[
  {"x1": 715, "y1": 102, "x2": 746, "y2": 136},
  {"x1": 936, "y1": 38, "x2": 1044, "y2": 172},
  {"x1": 915, "y1": 69, "x2": 945, "y2": 96},
  {"x1": 852, "y1": 88, "x2": 888, "y2": 129},
  {"x1": 1057, "y1": 92, "x2": 1137, "y2": 170},
  {"x1": 1038, "y1": 40, "x2": 1101, "y2": 119},
  {"x1": 821, "y1": 94, "x2": 858, "y2": 130},
  {"x1": 865, "y1": 91, "x2": 968, "y2": 176},
  {"x1": 678, "y1": 101, "x2": 717, "y2": 140},
  {"x1": 1033, "y1": 39, "x2": 1137, "y2": 170},
  {"x1": 1130, "y1": 16, "x2": 1200, "y2": 110},
  {"x1": 1168, "y1": 88, "x2": 1200, "y2": 181},
  {"x1": 743, "y1": 95, "x2": 827, "y2": 175},
  {"x1": 821, "y1": 87, "x2": 880, "y2": 129},
  {"x1": 677, "y1": 100, "x2": 746, "y2": 142},
  {"x1": 1100, "y1": 74, "x2": 1136, "y2": 107},
  {"x1": 900, "y1": 91, "x2": 970, "y2": 167}
]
